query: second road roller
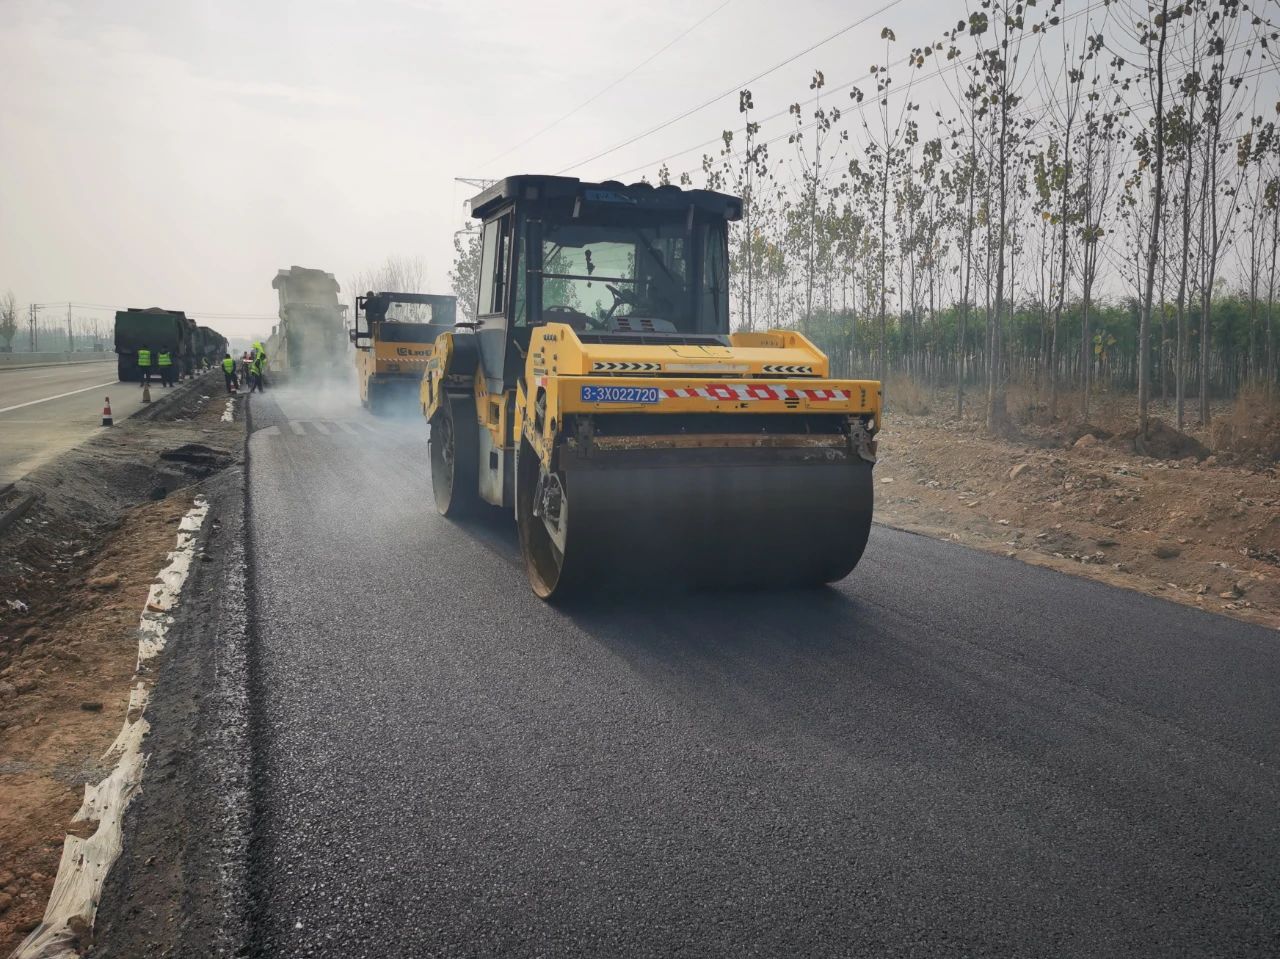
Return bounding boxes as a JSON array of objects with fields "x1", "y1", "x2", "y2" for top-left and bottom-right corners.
[
  {"x1": 422, "y1": 174, "x2": 881, "y2": 600},
  {"x1": 351, "y1": 291, "x2": 456, "y2": 413}
]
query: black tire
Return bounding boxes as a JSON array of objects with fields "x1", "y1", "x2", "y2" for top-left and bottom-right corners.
[
  {"x1": 516, "y1": 440, "x2": 585, "y2": 601},
  {"x1": 430, "y1": 394, "x2": 480, "y2": 517}
]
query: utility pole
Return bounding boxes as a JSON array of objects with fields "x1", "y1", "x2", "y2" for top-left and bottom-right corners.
[
  {"x1": 28, "y1": 304, "x2": 36, "y2": 352},
  {"x1": 67, "y1": 302, "x2": 73, "y2": 353},
  {"x1": 455, "y1": 177, "x2": 497, "y2": 213}
]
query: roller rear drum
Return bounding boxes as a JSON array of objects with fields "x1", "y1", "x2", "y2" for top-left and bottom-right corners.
[{"x1": 517, "y1": 442, "x2": 873, "y2": 601}]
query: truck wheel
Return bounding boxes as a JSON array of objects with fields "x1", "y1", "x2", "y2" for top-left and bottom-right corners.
[{"x1": 430, "y1": 394, "x2": 480, "y2": 517}]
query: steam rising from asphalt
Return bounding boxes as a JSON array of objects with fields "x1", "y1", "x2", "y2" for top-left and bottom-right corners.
[{"x1": 262, "y1": 359, "x2": 430, "y2": 431}]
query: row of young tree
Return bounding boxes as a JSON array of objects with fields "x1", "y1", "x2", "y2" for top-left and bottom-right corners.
[
  {"x1": 642, "y1": 0, "x2": 1278, "y2": 429},
  {"x1": 0, "y1": 292, "x2": 112, "y2": 353}
]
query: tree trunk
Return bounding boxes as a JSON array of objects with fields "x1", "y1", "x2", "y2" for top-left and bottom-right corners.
[
  {"x1": 1268, "y1": 196, "x2": 1279, "y2": 396},
  {"x1": 1137, "y1": 0, "x2": 1166, "y2": 437},
  {"x1": 1050, "y1": 112, "x2": 1072, "y2": 419},
  {"x1": 987, "y1": 98, "x2": 1010, "y2": 432},
  {"x1": 878, "y1": 153, "x2": 890, "y2": 383}
]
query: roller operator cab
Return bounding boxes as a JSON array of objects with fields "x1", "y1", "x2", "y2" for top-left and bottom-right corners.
[
  {"x1": 423, "y1": 175, "x2": 882, "y2": 600},
  {"x1": 352, "y1": 292, "x2": 456, "y2": 413}
]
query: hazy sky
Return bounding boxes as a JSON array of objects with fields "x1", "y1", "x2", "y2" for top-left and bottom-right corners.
[
  {"x1": 1, "y1": 0, "x2": 967, "y2": 338},
  {"x1": 4, "y1": 0, "x2": 1275, "y2": 341}
]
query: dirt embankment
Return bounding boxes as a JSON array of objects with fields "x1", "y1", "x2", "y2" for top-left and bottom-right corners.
[
  {"x1": 0, "y1": 379, "x2": 242, "y2": 953},
  {"x1": 877, "y1": 388, "x2": 1280, "y2": 630}
]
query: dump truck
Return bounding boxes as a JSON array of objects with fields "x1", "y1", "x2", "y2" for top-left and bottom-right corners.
[
  {"x1": 197, "y1": 325, "x2": 228, "y2": 367},
  {"x1": 351, "y1": 292, "x2": 456, "y2": 413},
  {"x1": 114, "y1": 307, "x2": 192, "y2": 382},
  {"x1": 423, "y1": 175, "x2": 881, "y2": 599},
  {"x1": 270, "y1": 266, "x2": 347, "y2": 376}
]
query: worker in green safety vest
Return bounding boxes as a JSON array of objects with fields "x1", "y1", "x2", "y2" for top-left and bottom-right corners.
[
  {"x1": 157, "y1": 349, "x2": 174, "y2": 388},
  {"x1": 137, "y1": 347, "x2": 153, "y2": 388},
  {"x1": 248, "y1": 343, "x2": 267, "y2": 394},
  {"x1": 221, "y1": 353, "x2": 238, "y2": 393}
]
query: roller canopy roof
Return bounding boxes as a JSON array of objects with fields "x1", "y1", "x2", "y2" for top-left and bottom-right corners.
[{"x1": 470, "y1": 175, "x2": 743, "y2": 223}]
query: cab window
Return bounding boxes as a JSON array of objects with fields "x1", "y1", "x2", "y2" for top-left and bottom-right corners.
[{"x1": 477, "y1": 216, "x2": 513, "y2": 317}]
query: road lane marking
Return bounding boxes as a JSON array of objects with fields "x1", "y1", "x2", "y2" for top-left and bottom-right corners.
[
  {"x1": 0, "y1": 380, "x2": 121, "y2": 415},
  {"x1": 336, "y1": 422, "x2": 358, "y2": 435},
  {"x1": 312, "y1": 421, "x2": 330, "y2": 435},
  {"x1": 289, "y1": 421, "x2": 306, "y2": 436}
]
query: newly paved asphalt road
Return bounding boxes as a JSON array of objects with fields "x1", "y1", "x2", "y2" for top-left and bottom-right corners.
[
  {"x1": 246, "y1": 383, "x2": 1280, "y2": 958},
  {"x1": 0, "y1": 358, "x2": 146, "y2": 483}
]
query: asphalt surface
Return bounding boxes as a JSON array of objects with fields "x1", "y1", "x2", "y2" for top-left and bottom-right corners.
[
  {"x1": 0, "y1": 359, "x2": 149, "y2": 483},
  {"x1": 246, "y1": 382, "x2": 1280, "y2": 958}
]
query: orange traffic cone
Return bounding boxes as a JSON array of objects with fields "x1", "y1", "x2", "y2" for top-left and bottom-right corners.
[
  {"x1": 102, "y1": 397, "x2": 113, "y2": 427},
  {"x1": 142, "y1": 383, "x2": 152, "y2": 404}
]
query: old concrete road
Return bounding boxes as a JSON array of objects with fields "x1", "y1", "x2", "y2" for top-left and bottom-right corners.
[
  {"x1": 0, "y1": 359, "x2": 145, "y2": 483},
  {"x1": 246, "y1": 382, "x2": 1280, "y2": 958}
]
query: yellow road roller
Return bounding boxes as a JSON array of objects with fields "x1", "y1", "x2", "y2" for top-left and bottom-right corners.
[
  {"x1": 352, "y1": 291, "x2": 455, "y2": 413},
  {"x1": 423, "y1": 175, "x2": 881, "y2": 599}
]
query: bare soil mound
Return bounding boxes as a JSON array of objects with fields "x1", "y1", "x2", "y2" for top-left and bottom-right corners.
[
  {"x1": 1210, "y1": 387, "x2": 1280, "y2": 464},
  {"x1": 875, "y1": 392, "x2": 1279, "y2": 631},
  {"x1": 1112, "y1": 418, "x2": 1209, "y2": 461},
  {"x1": 1064, "y1": 422, "x2": 1114, "y2": 445}
]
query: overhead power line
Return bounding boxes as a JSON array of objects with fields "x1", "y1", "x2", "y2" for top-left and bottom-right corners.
[
  {"x1": 554, "y1": 0, "x2": 907, "y2": 177},
  {"x1": 608, "y1": 0, "x2": 1114, "y2": 182},
  {"x1": 482, "y1": 0, "x2": 736, "y2": 171},
  {"x1": 29, "y1": 302, "x2": 277, "y2": 320}
]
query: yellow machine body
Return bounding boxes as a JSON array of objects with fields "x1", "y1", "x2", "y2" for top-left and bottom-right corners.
[
  {"x1": 512, "y1": 327, "x2": 879, "y2": 468},
  {"x1": 356, "y1": 329, "x2": 437, "y2": 407}
]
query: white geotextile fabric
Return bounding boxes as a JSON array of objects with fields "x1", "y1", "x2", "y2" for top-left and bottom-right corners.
[{"x1": 12, "y1": 497, "x2": 208, "y2": 959}]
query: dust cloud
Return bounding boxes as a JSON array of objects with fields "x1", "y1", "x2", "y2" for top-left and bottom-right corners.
[{"x1": 259, "y1": 360, "x2": 430, "y2": 433}]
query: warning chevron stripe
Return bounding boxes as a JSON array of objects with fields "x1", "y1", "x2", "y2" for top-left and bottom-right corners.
[
  {"x1": 659, "y1": 384, "x2": 850, "y2": 403},
  {"x1": 592, "y1": 361, "x2": 662, "y2": 372},
  {"x1": 761, "y1": 364, "x2": 815, "y2": 374}
]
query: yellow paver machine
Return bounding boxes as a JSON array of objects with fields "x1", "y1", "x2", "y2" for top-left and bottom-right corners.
[{"x1": 423, "y1": 175, "x2": 881, "y2": 599}]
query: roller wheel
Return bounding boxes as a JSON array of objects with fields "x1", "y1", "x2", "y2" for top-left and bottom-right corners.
[
  {"x1": 516, "y1": 441, "x2": 584, "y2": 601},
  {"x1": 430, "y1": 395, "x2": 480, "y2": 517}
]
